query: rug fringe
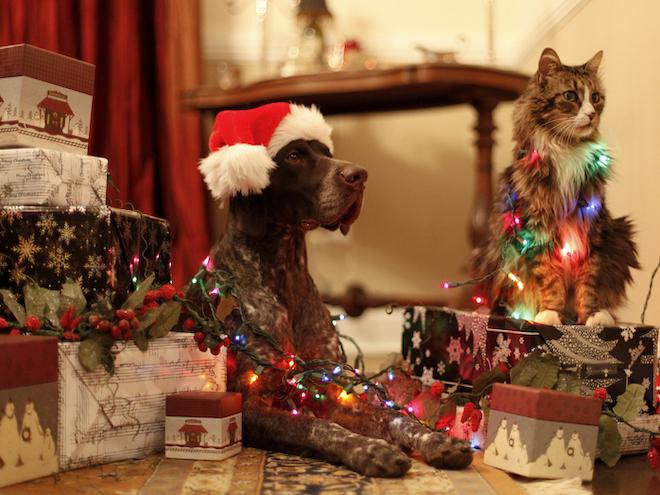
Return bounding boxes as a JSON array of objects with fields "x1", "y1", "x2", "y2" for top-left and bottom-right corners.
[{"x1": 522, "y1": 477, "x2": 590, "y2": 495}]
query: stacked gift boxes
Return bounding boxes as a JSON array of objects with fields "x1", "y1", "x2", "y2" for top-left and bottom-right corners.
[
  {"x1": 0, "y1": 44, "x2": 213, "y2": 488},
  {"x1": 402, "y1": 306, "x2": 659, "y2": 454}
]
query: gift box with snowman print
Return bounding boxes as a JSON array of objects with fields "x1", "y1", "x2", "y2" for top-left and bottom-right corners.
[{"x1": 483, "y1": 383, "x2": 602, "y2": 481}]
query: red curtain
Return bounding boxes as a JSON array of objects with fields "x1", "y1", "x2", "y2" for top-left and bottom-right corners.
[{"x1": 1, "y1": 0, "x2": 212, "y2": 286}]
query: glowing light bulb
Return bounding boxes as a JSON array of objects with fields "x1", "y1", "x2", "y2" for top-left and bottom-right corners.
[
  {"x1": 338, "y1": 390, "x2": 350, "y2": 401},
  {"x1": 321, "y1": 374, "x2": 330, "y2": 383},
  {"x1": 288, "y1": 359, "x2": 295, "y2": 368},
  {"x1": 300, "y1": 392, "x2": 306, "y2": 399},
  {"x1": 191, "y1": 277, "x2": 198, "y2": 284},
  {"x1": 507, "y1": 272, "x2": 524, "y2": 291},
  {"x1": 472, "y1": 295, "x2": 487, "y2": 305},
  {"x1": 387, "y1": 369, "x2": 395, "y2": 381},
  {"x1": 442, "y1": 282, "x2": 451, "y2": 289},
  {"x1": 407, "y1": 405, "x2": 414, "y2": 413},
  {"x1": 314, "y1": 393, "x2": 321, "y2": 400},
  {"x1": 332, "y1": 365, "x2": 342, "y2": 375},
  {"x1": 511, "y1": 311, "x2": 521, "y2": 319},
  {"x1": 561, "y1": 242, "x2": 574, "y2": 257},
  {"x1": 296, "y1": 383, "x2": 304, "y2": 390},
  {"x1": 248, "y1": 373, "x2": 258, "y2": 385},
  {"x1": 385, "y1": 400, "x2": 395, "y2": 408},
  {"x1": 291, "y1": 408, "x2": 299, "y2": 416}
]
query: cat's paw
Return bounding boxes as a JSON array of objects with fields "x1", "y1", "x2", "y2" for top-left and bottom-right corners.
[
  {"x1": 585, "y1": 310, "x2": 615, "y2": 327},
  {"x1": 534, "y1": 310, "x2": 562, "y2": 325}
]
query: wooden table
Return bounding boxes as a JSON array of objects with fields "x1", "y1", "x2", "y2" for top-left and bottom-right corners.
[{"x1": 182, "y1": 63, "x2": 530, "y2": 314}]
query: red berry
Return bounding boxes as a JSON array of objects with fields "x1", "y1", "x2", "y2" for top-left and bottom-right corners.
[
  {"x1": 130, "y1": 317, "x2": 140, "y2": 330},
  {"x1": 176, "y1": 290, "x2": 185, "y2": 299},
  {"x1": 9, "y1": 328, "x2": 21, "y2": 336},
  {"x1": 124, "y1": 309, "x2": 136, "y2": 320},
  {"x1": 118, "y1": 319, "x2": 130, "y2": 331},
  {"x1": 198, "y1": 343, "x2": 208, "y2": 352},
  {"x1": 470, "y1": 409, "x2": 483, "y2": 432},
  {"x1": 159, "y1": 284, "x2": 176, "y2": 301},
  {"x1": 111, "y1": 326, "x2": 122, "y2": 339},
  {"x1": 431, "y1": 382, "x2": 445, "y2": 397},
  {"x1": 223, "y1": 337, "x2": 231, "y2": 347},
  {"x1": 88, "y1": 314, "x2": 100, "y2": 326},
  {"x1": 211, "y1": 345, "x2": 222, "y2": 356},
  {"x1": 97, "y1": 319, "x2": 112, "y2": 332},
  {"x1": 498, "y1": 362, "x2": 509, "y2": 374},
  {"x1": 115, "y1": 309, "x2": 128, "y2": 320},
  {"x1": 25, "y1": 315, "x2": 41, "y2": 332},
  {"x1": 593, "y1": 388, "x2": 608, "y2": 400},
  {"x1": 461, "y1": 402, "x2": 476, "y2": 423},
  {"x1": 123, "y1": 329, "x2": 133, "y2": 340},
  {"x1": 647, "y1": 448, "x2": 659, "y2": 470},
  {"x1": 652, "y1": 436, "x2": 660, "y2": 451},
  {"x1": 0, "y1": 317, "x2": 9, "y2": 329},
  {"x1": 63, "y1": 331, "x2": 75, "y2": 341},
  {"x1": 144, "y1": 290, "x2": 160, "y2": 303},
  {"x1": 183, "y1": 318, "x2": 195, "y2": 331},
  {"x1": 434, "y1": 415, "x2": 455, "y2": 431},
  {"x1": 193, "y1": 332, "x2": 205, "y2": 344}
]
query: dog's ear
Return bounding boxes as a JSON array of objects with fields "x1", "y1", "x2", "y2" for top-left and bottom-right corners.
[{"x1": 199, "y1": 144, "x2": 276, "y2": 199}]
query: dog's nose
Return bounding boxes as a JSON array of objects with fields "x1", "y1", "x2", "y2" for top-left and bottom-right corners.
[{"x1": 339, "y1": 165, "x2": 368, "y2": 187}]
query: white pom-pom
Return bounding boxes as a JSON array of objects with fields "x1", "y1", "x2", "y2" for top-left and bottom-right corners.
[{"x1": 198, "y1": 144, "x2": 276, "y2": 199}]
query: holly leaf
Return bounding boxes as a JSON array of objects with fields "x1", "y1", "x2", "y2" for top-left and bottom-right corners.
[
  {"x1": 148, "y1": 301, "x2": 181, "y2": 338},
  {"x1": 612, "y1": 384, "x2": 646, "y2": 422},
  {"x1": 122, "y1": 273, "x2": 155, "y2": 310},
  {"x1": 597, "y1": 414, "x2": 622, "y2": 467},
  {"x1": 133, "y1": 328, "x2": 149, "y2": 351},
  {"x1": 137, "y1": 305, "x2": 163, "y2": 332},
  {"x1": 23, "y1": 284, "x2": 61, "y2": 326},
  {"x1": 78, "y1": 338, "x2": 104, "y2": 371},
  {"x1": 0, "y1": 289, "x2": 25, "y2": 325},
  {"x1": 555, "y1": 370, "x2": 582, "y2": 394},
  {"x1": 60, "y1": 279, "x2": 87, "y2": 315},
  {"x1": 216, "y1": 296, "x2": 237, "y2": 321},
  {"x1": 510, "y1": 352, "x2": 559, "y2": 389},
  {"x1": 472, "y1": 367, "x2": 506, "y2": 395}
]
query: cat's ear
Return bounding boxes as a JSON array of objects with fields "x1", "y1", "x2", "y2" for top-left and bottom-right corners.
[
  {"x1": 584, "y1": 50, "x2": 603, "y2": 73},
  {"x1": 538, "y1": 47, "x2": 561, "y2": 81}
]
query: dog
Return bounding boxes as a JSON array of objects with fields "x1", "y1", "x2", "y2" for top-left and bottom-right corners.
[{"x1": 197, "y1": 103, "x2": 473, "y2": 477}]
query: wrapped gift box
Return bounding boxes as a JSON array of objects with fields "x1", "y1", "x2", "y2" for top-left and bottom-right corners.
[
  {"x1": 402, "y1": 307, "x2": 658, "y2": 410},
  {"x1": 484, "y1": 383, "x2": 601, "y2": 481},
  {"x1": 165, "y1": 391, "x2": 242, "y2": 461},
  {"x1": 58, "y1": 332, "x2": 227, "y2": 471},
  {"x1": 0, "y1": 44, "x2": 95, "y2": 154},
  {"x1": 0, "y1": 148, "x2": 107, "y2": 207},
  {"x1": 0, "y1": 206, "x2": 171, "y2": 303},
  {"x1": 0, "y1": 335, "x2": 59, "y2": 488}
]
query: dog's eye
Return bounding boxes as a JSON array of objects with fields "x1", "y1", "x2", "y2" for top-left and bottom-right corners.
[
  {"x1": 563, "y1": 90, "x2": 578, "y2": 102},
  {"x1": 286, "y1": 151, "x2": 302, "y2": 163}
]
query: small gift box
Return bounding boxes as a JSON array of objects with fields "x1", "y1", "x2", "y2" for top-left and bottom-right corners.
[
  {"x1": 0, "y1": 148, "x2": 107, "y2": 207},
  {"x1": 402, "y1": 306, "x2": 658, "y2": 410},
  {"x1": 0, "y1": 335, "x2": 59, "y2": 488},
  {"x1": 483, "y1": 383, "x2": 601, "y2": 481},
  {"x1": 0, "y1": 44, "x2": 95, "y2": 154},
  {"x1": 165, "y1": 391, "x2": 242, "y2": 461}
]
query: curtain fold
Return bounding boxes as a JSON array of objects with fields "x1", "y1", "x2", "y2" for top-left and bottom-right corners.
[{"x1": 1, "y1": 0, "x2": 211, "y2": 286}]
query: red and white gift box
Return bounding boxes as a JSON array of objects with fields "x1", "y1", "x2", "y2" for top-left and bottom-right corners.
[
  {"x1": 483, "y1": 383, "x2": 602, "y2": 481},
  {"x1": 0, "y1": 44, "x2": 95, "y2": 154},
  {"x1": 165, "y1": 391, "x2": 242, "y2": 461}
]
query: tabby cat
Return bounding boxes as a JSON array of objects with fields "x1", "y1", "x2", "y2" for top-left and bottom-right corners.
[{"x1": 473, "y1": 48, "x2": 639, "y2": 326}]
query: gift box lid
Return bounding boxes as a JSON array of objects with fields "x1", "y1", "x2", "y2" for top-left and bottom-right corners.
[
  {"x1": 490, "y1": 383, "x2": 601, "y2": 426},
  {"x1": 166, "y1": 391, "x2": 242, "y2": 418},
  {"x1": 0, "y1": 43, "x2": 95, "y2": 95},
  {"x1": 0, "y1": 335, "x2": 58, "y2": 389}
]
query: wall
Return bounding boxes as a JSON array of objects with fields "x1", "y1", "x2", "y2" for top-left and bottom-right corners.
[{"x1": 200, "y1": 0, "x2": 660, "y2": 357}]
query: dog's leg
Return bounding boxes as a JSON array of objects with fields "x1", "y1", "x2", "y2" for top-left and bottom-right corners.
[
  {"x1": 243, "y1": 397, "x2": 411, "y2": 477},
  {"x1": 313, "y1": 398, "x2": 473, "y2": 470}
]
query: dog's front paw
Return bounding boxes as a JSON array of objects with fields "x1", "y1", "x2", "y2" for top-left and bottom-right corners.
[
  {"x1": 585, "y1": 310, "x2": 615, "y2": 327},
  {"x1": 421, "y1": 432, "x2": 473, "y2": 470},
  {"x1": 534, "y1": 310, "x2": 562, "y2": 325},
  {"x1": 349, "y1": 438, "x2": 411, "y2": 478}
]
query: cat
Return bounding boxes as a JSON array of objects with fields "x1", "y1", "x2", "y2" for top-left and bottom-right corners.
[{"x1": 473, "y1": 48, "x2": 639, "y2": 326}]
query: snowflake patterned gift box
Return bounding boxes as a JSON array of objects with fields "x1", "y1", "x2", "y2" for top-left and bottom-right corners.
[
  {"x1": 0, "y1": 44, "x2": 95, "y2": 154},
  {"x1": 0, "y1": 148, "x2": 107, "y2": 207},
  {"x1": 0, "y1": 206, "x2": 171, "y2": 304},
  {"x1": 165, "y1": 391, "x2": 242, "y2": 461},
  {"x1": 402, "y1": 307, "x2": 658, "y2": 410},
  {"x1": 484, "y1": 383, "x2": 602, "y2": 481},
  {"x1": 0, "y1": 335, "x2": 59, "y2": 488}
]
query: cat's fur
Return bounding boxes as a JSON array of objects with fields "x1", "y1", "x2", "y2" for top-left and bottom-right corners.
[{"x1": 473, "y1": 48, "x2": 639, "y2": 325}]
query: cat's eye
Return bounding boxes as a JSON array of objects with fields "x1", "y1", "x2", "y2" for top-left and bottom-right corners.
[
  {"x1": 563, "y1": 91, "x2": 578, "y2": 102},
  {"x1": 591, "y1": 92, "x2": 600, "y2": 103}
]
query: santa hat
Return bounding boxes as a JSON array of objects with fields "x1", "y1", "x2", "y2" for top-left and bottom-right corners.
[{"x1": 199, "y1": 102, "x2": 334, "y2": 199}]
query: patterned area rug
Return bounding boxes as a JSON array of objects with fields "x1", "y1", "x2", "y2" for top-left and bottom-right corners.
[{"x1": 141, "y1": 449, "x2": 523, "y2": 495}]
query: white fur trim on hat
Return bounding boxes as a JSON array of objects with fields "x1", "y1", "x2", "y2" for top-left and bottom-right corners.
[
  {"x1": 198, "y1": 143, "x2": 276, "y2": 199},
  {"x1": 267, "y1": 104, "x2": 334, "y2": 157}
]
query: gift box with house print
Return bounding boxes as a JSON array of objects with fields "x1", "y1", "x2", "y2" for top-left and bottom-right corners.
[
  {"x1": 165, "y1": 391, "x2": 242, "y2": 461},
  {"x1": 402, "y1": 306, "x2": 658, "y2": 410},
  {"x1": 0, "y1": 335, "x2": 59, "y2": 488},
  {"x1": 0, "y1": 44, "x2": 95, "y2": 154},
  {"x1": 483, "y1": 383, "x2": 602, "y2": 481}
]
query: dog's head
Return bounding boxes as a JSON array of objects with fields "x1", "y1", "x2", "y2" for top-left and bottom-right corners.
[{"x1": 199, "y1": 103, "x2": 367, "y2": 235}]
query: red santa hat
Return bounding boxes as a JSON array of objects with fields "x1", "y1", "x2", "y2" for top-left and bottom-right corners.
[{"x1": 199, "y1": 102, "x2": 334, "y2": 199}]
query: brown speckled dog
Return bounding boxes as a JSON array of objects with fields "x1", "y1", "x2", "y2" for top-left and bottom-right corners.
[{"x1": 197, "y1": 104, "x2": 472, "y2": 477}]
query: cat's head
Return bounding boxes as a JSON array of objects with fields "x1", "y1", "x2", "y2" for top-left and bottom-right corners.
[{"x1": 515, "y1": 48, "x2": 605, "y2": 143}]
